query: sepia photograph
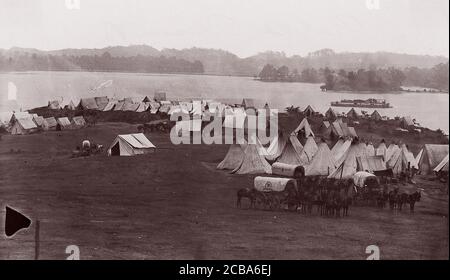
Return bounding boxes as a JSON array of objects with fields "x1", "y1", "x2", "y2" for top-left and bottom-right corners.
[{"x1": 0, "y1": 0, "x2": 448, "y2": 263}]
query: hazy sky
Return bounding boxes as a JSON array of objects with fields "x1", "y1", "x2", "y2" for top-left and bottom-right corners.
[{"x1": 0, "y1": 0, "x2": 448, "y2": 57}]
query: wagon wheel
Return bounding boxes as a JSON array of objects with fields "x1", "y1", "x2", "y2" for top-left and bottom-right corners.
[
  {"x1": 264, "y1": 193, "x2": 276, "y2": 210},
  {"x1": 254, "y1": 191, "x2": 265, "y2": 210},
  {"x1": 271, "y1": 194, "x2": 283, "y2": 211}
]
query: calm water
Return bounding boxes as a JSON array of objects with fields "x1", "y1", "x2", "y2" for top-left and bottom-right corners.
[{"x1": 0, "y1": 71, "x2": 448, "y2": 133}]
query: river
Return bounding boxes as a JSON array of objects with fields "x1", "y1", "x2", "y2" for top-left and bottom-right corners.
[{"x1": 0, "y1": 71, "x2": 448, "y2": 133}]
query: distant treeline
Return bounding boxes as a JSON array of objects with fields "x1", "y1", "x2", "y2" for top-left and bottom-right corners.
[
  {"x1": 0, "y1": 52, "x2": 204, "y2": 74},
  {"x1": 258, "y1": 63, "x2": 449, "y2": 92}
]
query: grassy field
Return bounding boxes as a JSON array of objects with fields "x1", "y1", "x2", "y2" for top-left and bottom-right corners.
[{"x1": 0, "y1": 122, "x2": 448, "y2": 260}]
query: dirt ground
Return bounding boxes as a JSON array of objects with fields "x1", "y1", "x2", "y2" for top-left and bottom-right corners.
[{"x1": 0, "y1": 122, "x2": 448, "y2": 260}]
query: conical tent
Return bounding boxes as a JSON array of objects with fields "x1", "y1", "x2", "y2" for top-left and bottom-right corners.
[
  {"x1": 232, "y1": 138, "x2": 272, "y2": 174},
  {"x1": 305, "y1": 142, "x2": 336, "y2": 176},
  {"x1": 328, "y1": 140, "x2": 366, "y2": 179},
  {"x1": 376, "y1": 142, "x2": 387, "y2": 159},
  {"x1": 265, "y1": 134, "x2": 288, "y2": 161},
  {"x1": 276, "y1": 135, "x2": 305, "y2": 165},
  {"x1": 217, "y1": 142, "x2": 246, "y2": 170}
]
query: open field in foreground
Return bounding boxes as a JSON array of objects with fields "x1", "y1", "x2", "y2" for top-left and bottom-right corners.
[{"x1": 0, "y1": 123, "x2": 448, "y2": 259}]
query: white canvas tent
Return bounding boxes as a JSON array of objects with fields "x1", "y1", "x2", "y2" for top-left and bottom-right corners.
[
  {"x1": 298, "y1": 136, "x2": 319, "y2": 164},
  {"x1": 331, "y1": 139, "x2": 344, "y2": 155},
  {"x1": 376, "y1": 142, "x2": 388, "y2": 159},
  {"x1": 67, "y1": 100, "x2": 77, "y2": 110},
  {"x1": 276, "y1": 135, "x2": 305, "y2": 165},
  {"x1": 417, "y1": 144, "x2": 449, "y2": 174},
  {"x1": 217, "y1": 141, "x2": 247, "y2": 170},
  {"x1": 42, "y1": 117, "x2": 57, "y2": 130},
  {"x1": 433, "y1": 154, "x2": 449, "y2": 173},
  {"x1": 366, "y1": 143, "x2": 376, "y2": 156},
  {"x1": 232, "y1": 137, "x2": 271, "y2": 174},
  {"x1": 33, "y1": 115, "x2": 45, "y2": 127},
  {"x1": 387, "y1": 144, "x2": 415, "y2": 175},
  {"x1": 10, "y1": 116, "x2": 38, "y2": 135},
  {"x1": 385, "y1": 144, "x2": 400, "y2": 163},
  {"x1": 357, "y1": 155, "x2": 386, "y2": 173},
  {"x1": 71, "y1": 116, "x2": 86, "y2": 127},
  {"x1": 265, "y1": 134, "x2": 288, "y2": 161},
  {"x1": 103, "y1": 101, "x2": 117, "y2": 111},
  {"x1": 107, "y1": 133, "x2": 156, "y2": 156},
  {"x1": 332, "y1": 139, "x2": 352, "y2": 166},
  {"x1": 57, "y1": 117, "x2": 72, "y2": 129},
  {"x1": 48, "y1": 100, "x2": 61, "y2": 110},
  {"x1": 305, "y1": 142, "x2": 336, "y2": 176},
  {"x1": 294, "y1": 118, "x2": 315, "y2": 137},
  {"x1": 328, "y1": 140, "x2": 366, "y2": 179}
]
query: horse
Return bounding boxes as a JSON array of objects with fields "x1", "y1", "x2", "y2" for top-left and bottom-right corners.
[
  {"x1": 236, "y1": 188, "x2": 257, "y2": 209},
  {"x1": 407, "y1": 191, "x2": 421, "y2": 212},
  {"x1": 338, "y1": 179, "x2": 353, "y2": 217},
  {"x1": 397, "y1": 193, "x2": 409, "y2": 211},
  {"x1": 388, "y1": 188, "x2": 399, "y2": 210}
]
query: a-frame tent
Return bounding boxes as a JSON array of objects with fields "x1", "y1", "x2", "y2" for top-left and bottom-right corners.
[
  {"x1": 385, "y1": 144, "x2": 400, "y2": 163},
  {"x1": 417, "y1": 144, "x2": 449, "y2": 174},
  {"x1": 387, "y1": 144, "x2": 415, "y2": 175},
  {"x1": 376, "y1": 141, "x2": 388, "y2": 160},
  {"x1": 304, "y1": 142, "x2": 336, "y2": 176},
  {"x1": 366, "y1": 143, "x2": 376, "y2": 156},
  {"x1": 107, "y1": 133, "x2": 156, "y2": 156},
  {"x1": 328, "y1": 139, "x2": 366, "y2": 179},
  {"x1": 294, "y1": 117, "x2": 315, "y2": 138},
  {"x1": 298, "y1": 136, "x2": 319, "y2": 164},
  {"x1": 332, "y1": 139, "x2": 352, "y2": 166},
  {"x1": 433, "y1": 154, "x2": 449, "y2": 173}
]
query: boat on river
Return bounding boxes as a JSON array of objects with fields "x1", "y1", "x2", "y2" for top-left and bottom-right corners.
[{"x1": 331, "y1": 98, "x2": 392, "y2": 108}]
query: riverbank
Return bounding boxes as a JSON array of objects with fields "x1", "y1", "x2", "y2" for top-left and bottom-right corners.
[
  {"x1": 0, "y1": 122, "x2": 448, "y2": 259},
  {"x1": 16, "y1": 106, "x2": 448, "y2": 155}
]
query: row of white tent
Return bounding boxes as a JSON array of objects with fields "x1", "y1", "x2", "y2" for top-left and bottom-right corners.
[
  {"x1": 217, "y1": 135, "x2": 449, "y2": 179},
  {"x1": 3, "y1": 111, "x2": 86, "y2": 135},
  {"x1": 50, "y1": 96, "x2": 261, "y2": 117}
]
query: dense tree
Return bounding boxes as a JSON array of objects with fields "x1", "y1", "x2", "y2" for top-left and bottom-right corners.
[{"x1": 0, "y1": 52, "x2": 205, "y2": 74}]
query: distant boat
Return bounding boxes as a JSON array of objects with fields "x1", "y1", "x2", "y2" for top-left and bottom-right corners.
[{"x1": 331, "y1": 98, "x2": 392, "y2": 108}]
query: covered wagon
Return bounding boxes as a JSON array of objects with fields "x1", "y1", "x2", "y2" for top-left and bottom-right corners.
[
  {"x1": 253, "y1": 176, "x2": 298, "y2": 210},
  {"x1": 271, "y1": 162, "x2": 305, "y2": 178}
]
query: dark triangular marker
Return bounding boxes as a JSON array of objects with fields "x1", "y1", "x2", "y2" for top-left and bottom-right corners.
[{"x1": 5, "y1": 206, "x2": 31, "y2": 237}]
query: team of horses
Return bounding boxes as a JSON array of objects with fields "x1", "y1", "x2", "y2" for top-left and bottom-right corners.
[{"x1": 237, "y1": 176, "x2": 422, "y2": 216}]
